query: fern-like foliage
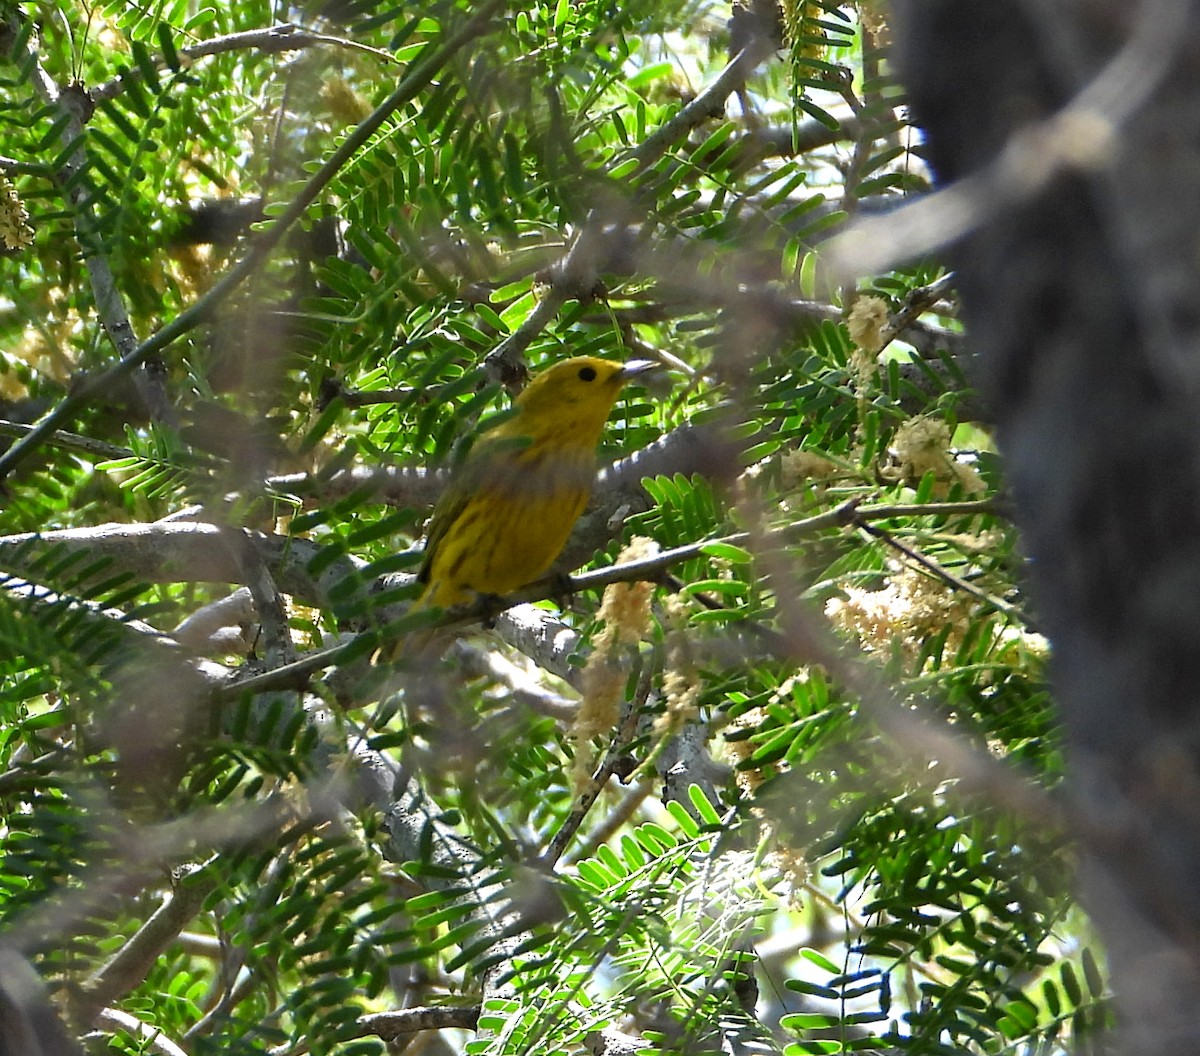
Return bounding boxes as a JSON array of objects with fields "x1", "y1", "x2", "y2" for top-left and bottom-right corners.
[{"x1": 0, "y1": 2, "x2": 1103, "y2": 1056}]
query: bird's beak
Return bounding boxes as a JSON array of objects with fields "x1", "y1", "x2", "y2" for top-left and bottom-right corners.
[{"x1": 619, "y1": 359, "x2": 659, "y2": 380}]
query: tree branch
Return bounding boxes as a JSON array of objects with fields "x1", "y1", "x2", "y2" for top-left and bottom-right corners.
[
  {"x1": 634, "y1": 46, "x2": 762, "y2": 175},
  {"x1": 268, "y1": 463, "x2": 439, "y2": 509},
  {"x1": 485, "y1": 45, "x2": 761, "y2": 382},
  {"x1": 90, "y1": 23, "x2": 401, "y2": 104},
  {"x1": 0, "y1": 419, "x2": 136, "y2": 461},
  {"x1": 354, "y1": 753, "x2": 525, "y2": 1016},
  {"x1": 92, "y1": 1010, "x2": 187, "y2": 1056},
  {"x1": 0, "y1": 154, "x2": 48, "y2": 176},
  {"x1": 173, "y1": 587, "x2": 257, "y2": 655},
  {"x1": 831, "y1": 0, "x2": 1187, "y2": 281},
  {"x1": 79, "y1": 868, "x2": 217, "y2": 1024},
  {"x1": 268, "y1": 1004, "x2": 481, "y2": 1055},
  {"x1": 0, "y1": 522, "x2": 370, "y2": 616},
  {"x1": 11, "y1": 19, "x2": 171, "y2": 424},
  {"x1": 0, "y1": 572, "x2": 228, "y2": 683},
  {"x1": 727, "y1": 115, "x2": 861, "y2": 170},
  {"x1": 565, "y1": 497, "x2": 1000, "y2": 597}
]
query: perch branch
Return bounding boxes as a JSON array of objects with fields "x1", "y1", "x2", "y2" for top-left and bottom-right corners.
[{"x1": 224, "y1": 498, "x2": 999, "y2": 700}]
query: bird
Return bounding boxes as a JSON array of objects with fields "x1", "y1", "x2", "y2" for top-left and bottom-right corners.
[{"x1": 414, "y1": 356, "x2": 657, "y2": 612}]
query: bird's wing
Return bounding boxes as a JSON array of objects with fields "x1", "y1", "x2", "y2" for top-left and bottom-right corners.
[{"x1": 416, "y1": 433, "x2": 532, "y2": 586}]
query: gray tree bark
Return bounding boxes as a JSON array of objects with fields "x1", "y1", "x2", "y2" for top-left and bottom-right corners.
[{"x1": 893, "y1": 2, "x2": 1200, "y2": 1049}]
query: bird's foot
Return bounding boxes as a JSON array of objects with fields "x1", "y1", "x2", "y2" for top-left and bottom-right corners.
[
  {"x1": 477, "y1": 593, "x2": 505, "y2": 629},
  {"x1": 548, "y1": 571, "x2": 576, "y2": 610}
]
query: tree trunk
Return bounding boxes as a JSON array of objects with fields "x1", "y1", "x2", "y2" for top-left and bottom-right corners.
[{"x1": 893, "y1": 2, "x2": 1200, "y2": 1048}]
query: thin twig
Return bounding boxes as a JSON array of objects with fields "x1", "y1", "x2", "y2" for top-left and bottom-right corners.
[
  {"x1": 635, "y1": 47, "x2": 760, "y2": 174},
  {"x1": 321, "y1": 383, "x2": 419, "y2": 408},
  {"x1": 224, "y1": 527, "x2": 293, "y2": 667},
  {"x1": 540, "y1": 665, "x2": 656, "y2": 867},
  {"x1": 837, "y1": 71, "x2": 873, "y2": 310},
  {"x1": 727, "y1": 115, "x2": 860, "y2": 171},
  {"x1": 856, "y1": 518, "x2": 1036, "y2": 628},
  {"x1": 0, "y1": 154, "x2": 48, "y2": 175},
  {"x1": 92, "y1": 1009, "x2": 187, "y2": 1056},
  {"x1": 879, "y1": 271, "x2": 958, "y2": 352},
  {"x1": 0, "y1": 418, "x2": 135, "y2": 461},
  {"x1": 91, "y1": 23, "x2": 401, "y2": 104},
  {"x1": 79, "y1": 868, "x2": 217, "y2": 1022},
  {"x1": 484, "y1": 285, "x2": 570, "y2": 384},
  {"x1": 563, "y1": 778, "x2": 654, "y2": 865},
  {"x1": 485, "y1": 45, "x2": 761, "y2": 382},
  {"x1": 183, "y1": 849, "x2": 295, "y2": 1042},
  {"x1": 565, "y1": 497, "x2": 1000, "y2": 594}
]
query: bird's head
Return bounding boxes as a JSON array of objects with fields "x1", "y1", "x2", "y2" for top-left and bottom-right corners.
[{"x1": 510, "y1": 357, "x2": 658, "y2": 442}]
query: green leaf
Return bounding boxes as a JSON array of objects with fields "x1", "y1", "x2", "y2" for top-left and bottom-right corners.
[
  {"x1": 801, "y1": 947, "x2": 842, "y2": 974},
  {"x1": 627, "y1": 62, "x2": 674, "y2": 89},
  {"x1": 699, "y1": 542, "x2": 752, "y2": 564},
  {"x1": 687, "y1": 784, "x2": 722, "y2": 826}
]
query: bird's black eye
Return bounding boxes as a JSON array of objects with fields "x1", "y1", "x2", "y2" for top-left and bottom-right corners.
[{"x1": 578, "y1": 366, "x2": 597, "y2": 382}]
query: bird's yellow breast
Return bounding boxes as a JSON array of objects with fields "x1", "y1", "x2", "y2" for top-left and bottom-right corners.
[{"x1": 419, "y1": 441, "x2": 594, "y2": 608}]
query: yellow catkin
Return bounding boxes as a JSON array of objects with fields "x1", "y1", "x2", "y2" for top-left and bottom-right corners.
[
  {"x1": 0, "y1": 354, "x2": 25, "y2": 400},
  {"x1": 722, "y1": 705, "x2": 770, "y2": 796},
  {"x1": 654, "y1": 594, "x2": 701, "y2": 737},
  {"x1": 883, "y1": 415, "x2": 986, "y2": 496},
  {"x1": 570, "y1": 536, "x2": 659, "y2": 795},
  {"x1": 825, "y1": 564, "x2": 973, "y2": 667},
  {"x1": 0, "y1": 175, "x2": 34, "y2": 253},
  {"x1": 570, "y1": 655, "x2": 625, "y2": 796},
  {"x1": 779, "y1": 449, "x2": 839, "y2": 489},
  {"x1": 846, "y1": 294, "x2": 889, "y2": 355},
  {"x1": 593, "y1": 536, "x2": 660, "y2": 648}
]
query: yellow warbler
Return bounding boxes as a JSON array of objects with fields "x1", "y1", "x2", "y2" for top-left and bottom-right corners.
[{"x1": 415, "y1": 356, "x2": 656, "y2": 610}]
